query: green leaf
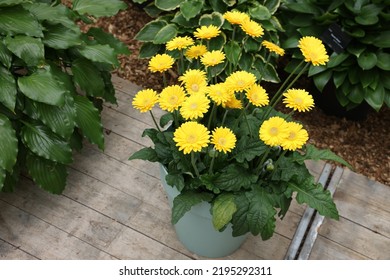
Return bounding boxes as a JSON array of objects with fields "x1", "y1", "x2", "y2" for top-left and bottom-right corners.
[
  {"x1": 222, "y1": 0, "x2": 236, "y2": 6},
  {"x1": 4, "y1": 35, "x2": 44, "y2": 66},
  {"x1": 76, "y1": 44, "x2": 119, "y2": 66},
  {"x1": 159, "y1": 113, "x2": 174, "y2": 128},
  {"x1": 153, "y1": 24, "x2": 178, "y2": 44},
  {"x1": 326, "y1": 52, "x2": 350, "y2": 68},
  {"x1": 72, "y1": 0, "x2": 127, "y2": 17},
  {"x1": 0, "y1": 113, "x2": 18, "y2": 172},
  {"x1": 313, "y1": 70, "x2": 332, "y2": 92},
  {"x1": 128, "y1": 147, "x2": 158, "y2": 162},
  {"x1": 199, "y1": 12, "x2": 225, "y2": 27},
  {"x1": 42, "y1": 24, "x2": 82, "y2": 49},
  {"x1": 165, "y1": 173, "x2": 185, "y2": 192},
  {"x1": 357, "y1": 51, "x2": 377, "y2": 70},
  {"x1": 0, "y1": 66, "x2": 17, "y2": 111},
  {"x1": 232, "y1": 193, "x2": 250, "y2": 236},
  {"x1": 208, "y1": 0, "x2": 228, "y2": 13},
  {"x1": 0, "y1": 167, "x2": 5, "y2": 191},
  {"x1": 18, "y1": 68, "x2": 66, "y2": 106},
  {"x1": 155, "y1": 0, "x2": 182, "y2": 11},
  {"x1": 26, "y1": 153, "x2": 67, "y2": 194},
  {"x1": 249, "y1": 4, "x2": 271, "y2": 20},
  {"x1": 0, "y1": 6, "x2": 43, "y2": 37},
  {"x1": 74, "y1": 95, "x2": 104, "y2": 150},
  {"x1": 211, "y1": 165, "x2": 258, "y2": 191},
  {"x1": 372, "y1": 31, "x2": 390, "y2": 48},
  {"x1": 347, "y1": 85, "x2": 364, "y2": 104},
  {"x1": 377, "y1": 52, "x2": 390, "y2": 71},
  {"x1": 234, "y1": 137, "x2": 267, "y2": 163},
  {"x1": 139, "y1": 42, "x2": 162, "y2": 58},
  {"x1": 21, "y1": 122, "x2": 73, "y2": 164},
  {"x1": 333, "y1": 71, "x2": 348, "y2": 88},
  {"x1": 212, "y1": 193, "x2": 237, "y2": 231},
  {"x1": 71, "y1": 58, "x2": 105, "y2": 98},
  {"x1": 135, "y1": 20, "x2": 167, "y2": 42},
  {"x1": 87, "y1": 27, "x2": 130, "y2": 55},
  {"x1": 364, "y1": 85, "x2": 384, "y2": 112},
  {"x1": 0, "y1": 41, "x2": 12, "y2": 69},
  {"x1": 180, "y1": 0, "x2": 203, "y2": 20},
  {"x1": 289, "y1": 177, "x2": 339, "y2": 220},
  {"x1": 172, "y1": 191, "x2": 213, "y2": 224},
  {"x1": 0, "y1": 0, "x2": 31, "y2": 6},
  {"x1": 261, "y1": 216, "x2": 276, "y2": 240},
  {"x1": 224, "y1": 41, "x2": 241, "y2": 66}
]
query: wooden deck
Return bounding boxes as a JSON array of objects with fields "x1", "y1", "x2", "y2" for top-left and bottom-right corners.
[{"x1": 0, "y1": 76, "x2": 389, "y2": 260}]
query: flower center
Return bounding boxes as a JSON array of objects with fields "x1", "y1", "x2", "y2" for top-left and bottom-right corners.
[
  {"x1": 218, "y1": 138, "x2": 226, "y2": 146},
  {"x1": 294, "y1": 97, "x2": 303, "y2": 104},
  {"x1": 288, "y1": 132, "x2": 296, "y2": 140},
  {"x1": 190, "y1": 102, "x2": 198, "y2": 110},
  {"x1": 269, "y1": 127, "x2": 278, "y2": 136},
  {"x1": 237, "y1": 80, "x2": 244, "y2": 87},
  {"x1": 191, "y1": 84, "x2": 199, "y2": 92},
  {"x1": 169, "y1": 95, "x2": 178, "y2": 104},
  {"x1": 187, "y1": 134, "x2": 197, "y2": 143}
]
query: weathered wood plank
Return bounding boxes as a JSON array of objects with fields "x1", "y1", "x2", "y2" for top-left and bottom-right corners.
[{"x1": 0, "y1": 239, "x2": 38, "y2": 260}]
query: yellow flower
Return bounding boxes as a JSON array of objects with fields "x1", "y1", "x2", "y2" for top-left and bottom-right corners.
[
  {"x1": 185, "y1": 44, "x2": 208, "y2": 59},
  {"x1": 132, "y1": 89, "x2": 159, "y2": 113},
  {"x1": 159, "y1": 85, "x2": 186, "y2": 112},
  {"x1": 298, "y1": 36, "x2": 329, "y2": 66},
  {"x1": 225, "y1": 70, "x2": 257, "y2": 93},
  {"x1": 240, "y1": 19, "x2": 264, "y2": 38},
  {"x1": 261, "y1": 40, "x2": 285, "y2": 56},
  {"x1": 166, "y1": 36, "x2": 194, "y2": 51},
  {"x1": 259, "y1": 116, "x2": 289, "y2": 147},
  {"x1": 223, "y1": 94, "x2": 243, "y2": 109},
  {"x1": 283, "y1": 88, "x2": 314, "y2": 112},
  {"x1": 201, "y1": 50, "x2": 226, "y2": 67},
  {"x1": 245, "y1": 84, "x2": 269, "y2": 107},
  {"x1": 281, "y1": 122, "x2": 309, "y2": 151},
  {"x1": 148, "y1": 54, "x2": 175, "y2": 73},
  {"x1": 194, "y1": 25, "x2": 221, "y2": 40},
  {"x1": 173, "y1": 121, "x2": 210, "y2": 154},
  {"x1": 180, "y1": 93, "x2": 210, "y2": 120},
  {"x1": 179, "y1": 69, "x2": 208, "y2": 95},
  {"x1": 223, "y1": 10, "x2": 250, "y2": 25},
  {"x1": 211, "y1": 127, "x2": 237, "y2": 153},
  {"x1": 207, "y1": 83, "x2": 230, "y2": 105}
]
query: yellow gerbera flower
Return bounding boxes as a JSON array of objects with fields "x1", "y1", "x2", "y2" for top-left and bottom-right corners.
[
  {"x1": 211, "y1": 127, "x2": 237, "y2": 153},
  {"x1": 180, "y1": 93, "x2": 210, "y2": 120},
  {"x1": 207, "y1": 83, "x2": 230, "y2": 105},
  {"x1": 259, "y1": 116, "x2": 289, "y2": 147},
  {"x1": 159, "y1": 85, "x2": 186, "y2": 112},
  {"x1": 132, "y1": 89, "x2": 159, "y2": 113},
  {"x1": 245, "y1": 84, "x2": 269, "y2": 107},
  {"x1": 179, "y1": 69, "x2": 208, "y2": 95},
  {"x1": 223, "y1": 10, "x2": 250, "y2": 25},
  {"x1": 173, "y1": 121, "x2": 210, "y2": 154},
  {"x1": 194, "y1": 25, "x2": 221, "y2": 40},
  {"x1": 223, "y1": 94, "x2": 243, "y2": 109},
  {"x1": 283, "y1": 88, "x2": 314, "y2": 112},
  {"x1": 240, "y1": 19, "x2": 264, "y2": 38},
  {"x1": 185, "y1": 44, "x2": 208, "y2": 59},
  {"x1": 166, "y1": 36, "x2": 194, "y2": 51},
  {"x1": 281, "y1": 122, "x2": 309, "y2": 151},
  {"x1": 225, "y1": 70, "x2": 257, "y2": 93},
  {"x1": 261, "y1": 40, "x2": 285, "y2": 56},
  {"x1": 148, "y1": 54, "x2": 175, "y2": 73},
  {"x1": 201, "y1": 50, "x2": 226, "y2": 67},
  {"x1": 298, "y1": 36, "x2": 329, "y2": 66}
]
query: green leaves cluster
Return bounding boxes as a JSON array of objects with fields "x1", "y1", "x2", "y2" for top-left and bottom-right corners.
[
  {"x1": 0, "y1": 0, "x2": 128, "y2": 193},
  {"x1": 278, "y1": 0, "x2": 390, "y2": 111}
]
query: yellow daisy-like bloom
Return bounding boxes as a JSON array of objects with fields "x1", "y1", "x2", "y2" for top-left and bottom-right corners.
[
  {"x1": 173, "y1": 121, "x2": 210, "y2": 154},
  {"x1": 211, "y1": 127, "x2": 237, "y2": 153},
  {"x1": 166, "y1": 36, "x2": 194, "y2": 51},
  {"x1": 298, "y1": 36, "x2": 329, "y2": 66},
  {"x1": 159, "y1": 85, "x2": 186, "y2": 112},
  {"x1": 225, "y1": 70, "x2": 257, "y2": 93},
  {"x1": 223, "y1": 10, "x2": 250, "y2": 25},
  {"x1": 245, "y1": 84, "x2": 269, "y2": 107},
  {"x1": 180, "y1": 93, "x2": 210, "y2": 120},
  {"x1": 148, "y1": 54, "x2": 175, "y2": 73},
  {"x1": 185, "y1": 44, "x2": 208, "y2": 59},
  {"x1": 207, "y1": 83, "x2": 230, "y2": 105},
  {"x1": 240, "y1": 19, "x2": 264, "y2": 38},
  {"x1": 194, "y1": 25, "x2": 221, "y2": 40},
  {"x1": 179, "y1": 69, "x2": 208, "y2": 95},
  {"x1": 281, "y1": 122, "x2": 309, "y2": 151},
  {"x1": 201, "y1": 50, "x2": 226, "y2": 67},
  {"x1": 132, "y1": 89, "x2": 159, "y2": 113},
  {"x1": 223, "y1": 94, "x2": 243, "y2": 109},
  {"x1": 283, "y1": 88, "x2": 315, "y2": 112},
  {"x1": 261, "y1": 40, "x2": 285, "y2": 56},
  {"x1": 259, "y1": 116, "x2": 290, "y2": 147}
]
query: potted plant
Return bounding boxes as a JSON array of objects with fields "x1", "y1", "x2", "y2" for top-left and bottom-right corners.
[{"x1": 129, "y1": 10, "x2": 350, "y2": 258}]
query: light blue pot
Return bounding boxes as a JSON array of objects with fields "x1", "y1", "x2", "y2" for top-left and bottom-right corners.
[{"x1": 160, "y1": 164, "x2": 248, "y2": 258}]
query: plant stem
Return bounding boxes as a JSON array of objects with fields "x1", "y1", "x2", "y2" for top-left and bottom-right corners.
[
  {"x1": 191, "y1": 152, "x2": 200, "y2": 177},
  {"x1": 255, "y1": 148, "x2": 271, "y2": 174},
  {"x1": 209, "y1": 150, "x2": 218, "y2": 174},
  {"x1": 207, "y1": 103, "x2": 217, "y2": 130},
  {"x1": 150, "y1": 111, "x2": 161, "y2": 132},
  {"x1": 162, "y1": 71, "x2": 167, "y2": 88},
  {"x1": 221, "y1": 109, "x2": 229, "y2": 126}
]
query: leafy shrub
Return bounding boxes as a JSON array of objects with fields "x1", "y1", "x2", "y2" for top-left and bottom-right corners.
[
  {"x1": 0, "y1": 0, "x2": 129, "y2": 193},
  {"x1": 278, "y1": 0, "x2": 390, "y2": 111}
]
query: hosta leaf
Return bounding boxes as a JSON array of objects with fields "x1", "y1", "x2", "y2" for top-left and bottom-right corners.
[
  {"x1": 0, "y1": 66, "x2": 17, "y2": 111},
  {"x1": 0, "y1": 41, "x2": 12, "y2": 69},
  {"x1": 74, "y1": 95, "x2": 104, "y2": 150},
  {"x1": 249, "y1": 4, "x2": 272, "y2": 20},
  {"x1": 199, "y1": 12, "x2": 224, "y2": 28},
  {"x1": 377, "y1": 52, "x2": 390, "y2": 71},
  {"x1": 224, "y1": 41, "x2": 241, "y2": 66},
  {"x1": 172, "y1": 191, "x2": 213, "y2": 224},
  {"x1": 4, "y1": 35, "x2": 44, "y2": 66},
  {"x1": 153, "y1": 24, "x2": 178, "y2": 44},
  {"x1": 139, "y1": 42, "x2": 162, "y2": 58},
  {"x1": 72, "y1": 0, "x2": 127, "y2": 17},
  {"x1": 26, "y1": 153, "x2": 67, "y2": 194},
  {"x1": 364, "y1": 85, "x2": 384, "y2": 112},
  {"x1": 43, "y1": 24, "x2": 82, "y2": 49},
  {"x1": 180, "y1": 0, "x2": 204, "y2": 20},
  {"x1": 18, "y1": 68, "x2": 66, "y2": 106},
  {"x1": 76, "y1": 44, "x2": 119, "y2": 66},
  {"x1": 0, "y1": 113, "x2": 18, "y2": 172},
  {"x1": 135, "y1": 20, "x2": 167, "y2": 42},
  {"x1": 212, "y1": 193, "x2": 237, "y2": 231},
  {"x1": 71, "y1": 58, "x2": 105, "y2": 98},
  {"x1": 358, "y1": 51, "x2": 377, "y2": 70},
  {"x1": 21, "y1": 122, "x2": 73, "y2": 164},
  {"x1": 0, "y1": 167, "x2": 5, "y2": 191},
  {"x1": 313, "y1": 70, "x2": 332, "y2": 92},
  {"x1": 0, "y1": 6, "x2": 43, "y2": 37},
  {"x1": 0, "y1": 0, "x2": 30, "y2": 6},
  {"x1": 289, "y1": 177, "x2": 339, "y2": 220},
  {"x1": 155, "y1": 0, "x2": 182, "y2": 11},
  {"x1": 87, "y1": 27, "x2": 130, "y2": 55}
]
